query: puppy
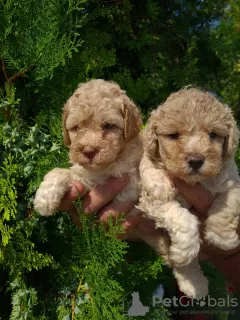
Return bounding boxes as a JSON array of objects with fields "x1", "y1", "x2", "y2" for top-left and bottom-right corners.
[
  {"x1": 34, "y1": 79, "x2": 143, "y2": 222},
  {"x1": 139, "y1": 88, "x2": 240, "y2": 298}
]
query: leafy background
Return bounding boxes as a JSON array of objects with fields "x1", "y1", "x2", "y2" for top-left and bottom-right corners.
[{"x1": 0, "y1": 0, "x2": 240, "y2": 319}]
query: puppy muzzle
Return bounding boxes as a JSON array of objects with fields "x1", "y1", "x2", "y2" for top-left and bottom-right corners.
[{"x1": 185, "y1": 154, "x2": 205, "y2": 172}]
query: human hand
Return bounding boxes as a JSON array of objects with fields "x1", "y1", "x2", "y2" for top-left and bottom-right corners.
[{"x1": 58, "y1": 175, "x2": 141, "y2": 234}]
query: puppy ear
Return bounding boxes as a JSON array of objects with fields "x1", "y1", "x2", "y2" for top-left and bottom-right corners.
[
  {"x1": 223, "y1": 117, "x2": 239, "y2": 159},
  {"x1": 123, "y1": 100, "x2": 142, "y2": 140},
  {"x1": 143, "y1": 121, "x2": 159, "y2": 160},
  {"x1": 62, "y1": 103, "x2": 70, "y2": 146}
]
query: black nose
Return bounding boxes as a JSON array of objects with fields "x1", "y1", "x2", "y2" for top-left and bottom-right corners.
[
  {"x1": 186, "y1": 155, "x2": 204, "y2": 171},
  {"x1": 189, "y1": 159, "x2": 204, "y2": 170},
  {"x1": 82, "y1": 146, "x2": 98, "y2": 159}
]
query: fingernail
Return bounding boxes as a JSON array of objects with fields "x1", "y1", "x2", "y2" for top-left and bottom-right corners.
[
  {"x1": 71, "y1": 185, "x2": 79, "y2": 196},
  {"x1": 84, "y1": 206, "x2": 91, "y2": 213}
]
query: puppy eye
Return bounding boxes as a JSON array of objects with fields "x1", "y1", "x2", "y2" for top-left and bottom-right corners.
[
  {"x1": 70, "y1": 125, "x2": 79, "y2": 132},
  {"x1": 102, "y1": 123, "x2": 114, "y2": 130},
  {"x1": 209, "y1": 132, "x2": 217, "y2": 139},
  {"x1": 168, "y1": 133, "x2": 179, "y2": 139}
]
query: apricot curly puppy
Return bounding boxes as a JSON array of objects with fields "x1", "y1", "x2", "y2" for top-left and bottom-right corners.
[
  {"x1": 139, "y1": 88, "x2": 240, "y2": 298},
  {"x1": 34, "y1": 79, "x2": 142, "y2": 220}
]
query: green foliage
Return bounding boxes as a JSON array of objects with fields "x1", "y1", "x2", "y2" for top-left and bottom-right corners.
[
  {"x1": 51, "y1": 207, "x2": 169, "y2": 320},
  {"x1": 0, "y1": 155, "x2": 17, "y2": 251},
  {"x1": 0, "y1": 0, "x2": 240, "y2": 319},
  {"x1": 0, "y1": 0, "x2": 86, "y2": 80},
  {"x1": 208, "y1": 0, "x2": 240, "y2": 116},
  {"x1": 2, "y1": 122, "x2": 61, "y2": 177},
  {"x1": 10, "y1": 278, "x2": 42, "y2": 320},
  {"x1": 55, "y1": 210, "x2": 128, "y2": 320}
]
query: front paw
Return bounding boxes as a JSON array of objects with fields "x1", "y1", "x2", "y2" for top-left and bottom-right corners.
[
  {"x1": 175, "y1": 268, "x2": 208, "y2": 299},
  {"x1": 34, "y1": 169, "x2": 72, "y2": 216},
  {"x1": 173, "y1": 259, "x2": 208, "y2": 299},
  {"x1": 34, "y1": 185, "x2": 63, "y2": 216},
  {"x1": 205, "y1": 213, "x2": 240, "y2": 250},
  {"x1": 205, "y1": 227, "x2": 240, "y2": 250}
]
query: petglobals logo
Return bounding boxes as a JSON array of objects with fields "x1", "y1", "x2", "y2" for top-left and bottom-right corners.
[
  {"x1": 153, "y1": 295, "x2": 238, "y2": 308},
  {"x1": 121, "y1": 284, "x2": 238, "y2": 318}
]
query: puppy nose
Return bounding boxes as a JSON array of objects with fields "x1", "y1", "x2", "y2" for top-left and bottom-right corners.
[
  {"x1": 186, "y1": 154, "x2": 204, "y2": 171},
  {"x1": 82, "y1": 146, "x2": 98, "y2": 159}
]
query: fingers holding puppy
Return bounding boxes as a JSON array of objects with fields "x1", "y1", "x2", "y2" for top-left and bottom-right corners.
[
  {"x1": 82, "y1": 174, "x2": 130, "y2": 213},
  {"x1": 60, "y1": 175, "x2": 139, "y2": 233}
]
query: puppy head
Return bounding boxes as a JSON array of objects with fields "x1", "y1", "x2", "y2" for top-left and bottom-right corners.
[
  {"x1": 62, "y1": 79, "x2": 142, "y2": 171},
  {"x1": 145, "y1": 88, "x2": 239, "y2": 183}
]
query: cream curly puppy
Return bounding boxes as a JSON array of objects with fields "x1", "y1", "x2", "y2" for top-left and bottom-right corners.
[
  {"x1": 139, "y1": 88, "x2": 240, "y2": 298},
  {"x1": 34, "y1": 79, "x2": 143, "y2": 220}
]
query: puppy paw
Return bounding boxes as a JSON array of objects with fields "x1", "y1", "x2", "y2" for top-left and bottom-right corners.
[
  {"x1": 205, "y1": 228, "x2": 240, "y2": 250},
  {"x1": 205, "y1": 213, "x2": 240, "y2": 250},
  {"x1": 34, "y1": 169, "x2": 72, "y2": 216},
  {"x1": 34, "y1": 185, "x2": 64, "y2": 216},
  {"x1": 177, "y1": 273, "x2": 208, "y2": 299},
  {"x1": 173, "y1": 260, "x2": 208, "y2": 299}
]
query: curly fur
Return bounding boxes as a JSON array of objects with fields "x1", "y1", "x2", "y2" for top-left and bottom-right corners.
[
  {"x1": 139, "y1": 88, "x2": 240, "y2": 298},
  {"x1": 34, "y1": 79, "x2": 142, "y2": 219}
]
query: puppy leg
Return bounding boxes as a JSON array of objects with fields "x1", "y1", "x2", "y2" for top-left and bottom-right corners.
[
  {"x1": 205, "y1": 185, "x2": 240, "y2": 250},
  {"x1": 139, "y1": 156, "x2": 200, "y2": 266},
  {"x1": 145, "y1": 201, "x2": 200, "y2": 267},
  {"x1": 138, "y1": 156, "x2": 200, "y2": 266},
  {"x1": 140, "y1": 229, "x2": 208, "y2": 299},
  {"x1": 138, "y1": 227, "x2": 208, "y2": 299},
  {"x1": 34, "y1": 168, "x2": 77, "y2": 216},
  {"x1": 173, "y1": 258, "x2": 208, "y2": 299}
]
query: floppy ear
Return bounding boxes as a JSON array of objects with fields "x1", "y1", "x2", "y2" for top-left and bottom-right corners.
[
  {"x1": 223, "y1": 117, "x2": 239, "y2": 159},
  {"x1": 123, "y1": 100, "x2": 143, "y2": 140},
  {"x1": 62, "y1": 103, "x2": 71, "y2": 146},
  {"x1": 143, "y1": 121, "x2": 159, "y2": 161}
]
